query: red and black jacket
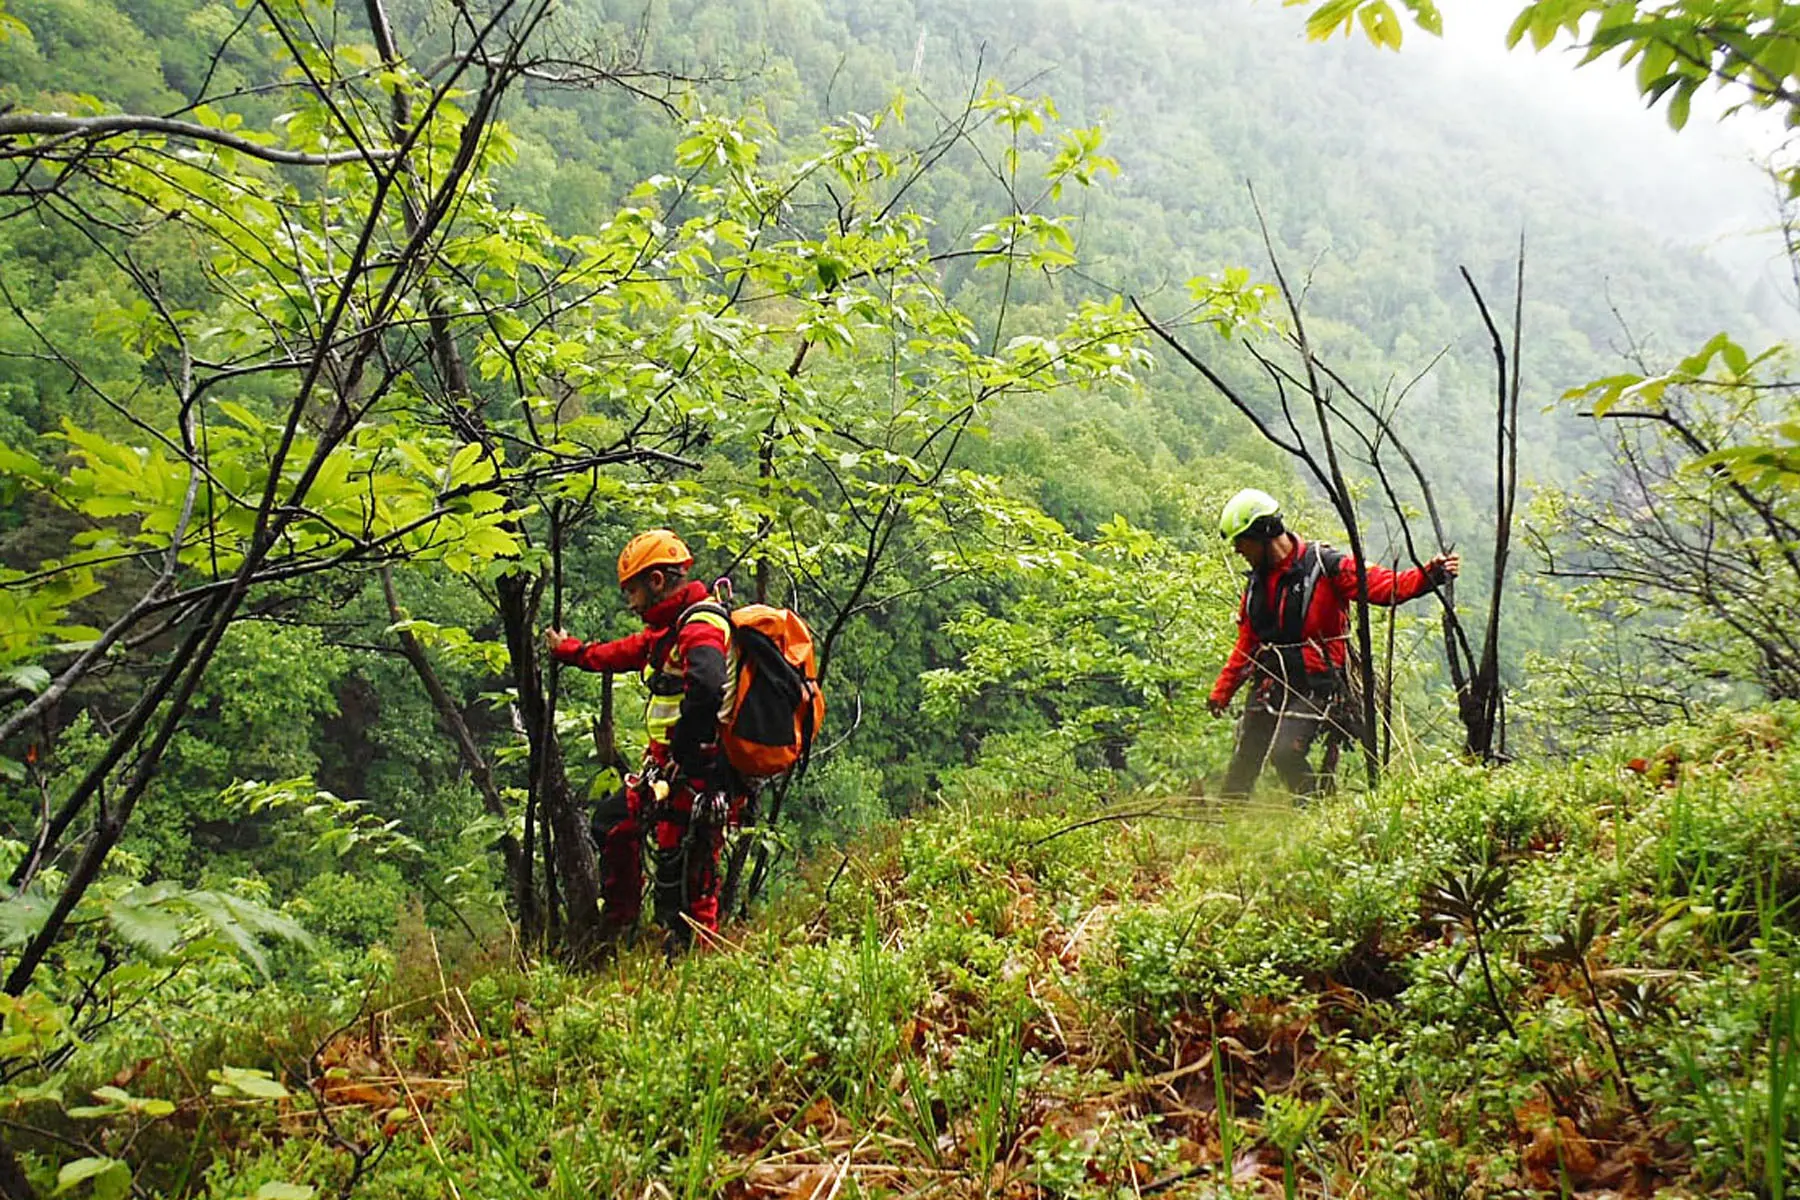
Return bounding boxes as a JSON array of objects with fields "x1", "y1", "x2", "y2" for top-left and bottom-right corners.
[
  {"x1": 548, "y1": 579, "x2": 727, "y2": 770},
  {"x1": 1209, "y1": 538, "x2": 1439, "y2": 706}
]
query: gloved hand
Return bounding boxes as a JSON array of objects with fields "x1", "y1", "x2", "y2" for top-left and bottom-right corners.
[
  {"x1": 634, "y1": 764, "x2": 671, "y2": 804},
  {"x1": 1424, "y1": 552, "x2": 1462, "y2": 586},
  {"x1": 1207, "y1": 697, "x2": 1230, "y2": 718},
  {"x1": 543, "y1": 628, "x2": 582, "y2": 660}
]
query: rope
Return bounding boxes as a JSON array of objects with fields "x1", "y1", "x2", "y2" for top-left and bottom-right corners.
[{"x1": 1232, "y1": 631, "x2": 1387, "y2": 789}]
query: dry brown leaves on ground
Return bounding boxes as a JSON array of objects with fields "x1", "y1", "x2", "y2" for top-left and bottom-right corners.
[{"x1": 286, "y1": 992, "x2": 493, "y2": 1140}]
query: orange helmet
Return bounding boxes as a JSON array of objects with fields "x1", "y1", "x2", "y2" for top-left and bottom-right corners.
[{"x1": 617, "y1": 529, "x2": 693, "y2": 585}]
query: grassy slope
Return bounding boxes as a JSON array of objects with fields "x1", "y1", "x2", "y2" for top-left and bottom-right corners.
[{"x1": 162, "y1": 708, "x2": 1800, "y2": 1198}]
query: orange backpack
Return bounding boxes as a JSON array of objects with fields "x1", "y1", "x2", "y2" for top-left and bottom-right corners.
[{"x1": 680, "y1": 600, "x2": 825, "y2": 779}]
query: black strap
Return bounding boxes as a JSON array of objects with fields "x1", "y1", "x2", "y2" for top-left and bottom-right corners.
[
  {"x1": 1247, "y1": 542, "x2": 1324, "y2": 646},
  {"x1": 1293, "y1": 543, "x2": 1342, "y2": 638},
  {"x1": 647, "y1": 600, "x2": 733, "y2": 689},
  {"x1": 1244, "y1": 542, "x2": 1353, "y2": 686},
  {"x1": 677, "y1": 600, "x2": 732, "y2": 629}
]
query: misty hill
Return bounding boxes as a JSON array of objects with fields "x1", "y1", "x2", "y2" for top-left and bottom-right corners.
[{"x1": 487, "y1": 0, "x2": 1779, "y2": 543}]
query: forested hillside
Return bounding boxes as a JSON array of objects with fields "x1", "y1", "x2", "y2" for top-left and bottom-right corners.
[
  {"x1": 486, "y1": 0, "x2": 1786, "y2": 529},
  {"x1": 1, "y1": 0, "x2": 1797, "y2": 1195}
]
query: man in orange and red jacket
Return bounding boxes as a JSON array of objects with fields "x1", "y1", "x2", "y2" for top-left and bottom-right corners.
[
  {"x1": 544, "y1": 529, "x2": 740, "y2": 954},
  {"x1": 1207, "y1": 489, "x2": 1460, "y2": 798}
]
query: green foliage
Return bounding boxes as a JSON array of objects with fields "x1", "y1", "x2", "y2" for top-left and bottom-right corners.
[
  {"x1": 1, "y1": 0, "x2": 1795, "y2": 1192},
  {"x1": 54, "y1": 1157, "x2": 129, "y2": 1200},
  {"x1": 123, "y1": 708, "x2": 1784, "y2": 1197},
  {"x1": 1507, "y1": 1, "x2": 1800, "y2": 136},
  {"x1": 1290, "y1": 0, "x2": 1800, "y2": 189},
  {"x1": 1528, "y1": 350, "x2": 1800, "y2": 713},
  {"x1": 1291, "y1": 0, "x2": 1442, "y2": 48},
  {"x1": 1574, "y1": 331, "x2": 1779, "y2": 417},
  {"x1": 923, "y1": 512, "x2": 1242, "y2": 786},
  {"x1": 0, "y1": 2, "x2": 28, "y2": 43},
  {"x1": 225, "y1": 779, "x2": 423, "y2": 865},
  {"x1": 1664, "y1": 970, "x2": 1800, "y2": 1192}
]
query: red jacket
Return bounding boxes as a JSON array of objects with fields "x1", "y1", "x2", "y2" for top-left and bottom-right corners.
[
  {"x1": 549, "y1": 579, "x2": 728, "y2": 763},
  {"x1": 1209, "y1": 538, "x2": 1436, "y2": 706}
]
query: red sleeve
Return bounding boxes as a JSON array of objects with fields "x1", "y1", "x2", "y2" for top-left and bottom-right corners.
[
  {"x1": 1331, "y1": 556, "x2": 1433, "y2": 606},
  {"x1": 550, "y1": 626, "x2": 658, "y2": 673},
  {"x1": 1209, "y1": 595, "x2": 1260, "y2": 706}
]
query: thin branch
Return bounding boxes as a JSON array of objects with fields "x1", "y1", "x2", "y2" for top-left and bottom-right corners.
[{"x1": 0, "y1": 113, "x2": 397, "y2": 166}]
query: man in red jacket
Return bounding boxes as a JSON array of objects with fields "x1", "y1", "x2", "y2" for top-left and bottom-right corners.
[
  {"x1": 544, "y1": 529, "x2": 740, "y2": 954},
  {"x1": 1207, "y1": 490, "x2": 1459, "y2": 799}
]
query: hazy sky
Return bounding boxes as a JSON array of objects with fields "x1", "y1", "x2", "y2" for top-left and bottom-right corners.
[
  {"x1": 1419, "y1": 6, "x2": 1781, "y2": 174},
  {"x1": 1388, "y1": 3, "x2": 1789, "y2": 297}
]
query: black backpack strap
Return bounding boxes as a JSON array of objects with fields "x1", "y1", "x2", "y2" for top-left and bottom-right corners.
[
  {"x1": 646, "y1": 602, "x2": 733, "y2": 690},
  {"x1": 1300, "y1": 542, "x2": 1347, "y2": 614},
  {"x1": 677, "y1": 600, "x2": 733, "y2": 631},
  {"x1": 1282, "y1": 542, "x2": 1338, "y2": 674},
  {"x1": 797, "y1": 680, "x2": 818, "y2": 761}
]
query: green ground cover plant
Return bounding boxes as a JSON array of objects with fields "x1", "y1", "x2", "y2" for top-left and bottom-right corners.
[{"x1": 11, "y1": 705, "x2": 1787, "y2": 1198}]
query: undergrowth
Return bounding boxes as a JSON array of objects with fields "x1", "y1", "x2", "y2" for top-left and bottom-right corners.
[{"x1": 27, "y1": 706, "x2": 1800, "y2": 1198}]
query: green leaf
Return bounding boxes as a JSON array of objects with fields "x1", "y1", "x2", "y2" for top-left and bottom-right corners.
[
  {"x1": 461, "y1": 524, "x2": 520, "y2": 560},
  {"x1": 5, "y1": 1078, "x2": 64, "y2": 1106},
  {"x1": 1666, "y1": 81, "x2": 1692, "y2": 130},
  {"x1": 92, "y1": 1164, "x2": 129, "y2": 1200},
  {"x1": 1528, "y1": 3, "x2": 1563, "y2": 51},
  {"x1": 0, "y1": 442, "x2": 55, "y2": 487},
  {"x1": 214, "y1": 401, "x2": 265, "y2": 434},
  {"x1": 105, "y1": 889, "x2": 188, "y2": 958},
  {"x1": 1720, "y1": 338, "x2": 1750, "y2": 375},
  {"x1": 1505, "y1": 6, "x2": 1534, "y2": 49},
  {"x1": 445, "y1": 442, "x2": 496, "y2": 490},
  {"x1": 54, "y1": 1158, "x2": 125, "y2": 1195},
  {"x1": 1301, "y1": 0, "x2": 1361, "y2": 42},
  {"x1": 1406, "y1": 0, "x2": 1442, "y2": 37},
  {"x1": 182, "y1": 890, "x2": 312, "y2": 976},
  {"x1": 253, "y1": 1185, "x2": 315, "y2": 1200},
  {"x1": 209, "y1": 1066, "x2": 290, "y2": 1100},
  {"x1": 4, "y1": 664, "x2": 50, "y2": 694},
  {"x1": 1357, "y1": 0, "x2": 1403, "y2": 50},
  {"x1": 1676, "y1": 331, "x2": 1734, "y2": 376},
  {"x1": 455, "y1": 490, "x2": 507, "y2": 516},
  {"x1": 0, "y1": 891, "x2": 53, "y2": 948}
]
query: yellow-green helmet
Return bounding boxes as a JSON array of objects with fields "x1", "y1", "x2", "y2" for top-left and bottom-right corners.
[{"x1": 1219, "y1": 488, "x2": 1282, "y2": 542}]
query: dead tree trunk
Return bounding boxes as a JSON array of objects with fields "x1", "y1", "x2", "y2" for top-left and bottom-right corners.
[
  {"x1": 1132, "y1": 218, "x2": 1526, "y2": 771},
  {"x1": 1457, "y1": 250, "x2": 1525, "y2": 761}
]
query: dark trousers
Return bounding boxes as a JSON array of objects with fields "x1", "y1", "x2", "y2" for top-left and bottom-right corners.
[{"x1": 1221, "y1": 678, "x2": 1340, "y2": 799}]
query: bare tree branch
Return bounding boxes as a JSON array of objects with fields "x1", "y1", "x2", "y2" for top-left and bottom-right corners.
[{"x1": 0, "y1": 113, "x2": 397, "y2": 166}]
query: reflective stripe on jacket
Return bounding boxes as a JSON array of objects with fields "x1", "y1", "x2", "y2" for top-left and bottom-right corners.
[{"x1": 642, "y1": 605, "x2": 729, "y2": 744}]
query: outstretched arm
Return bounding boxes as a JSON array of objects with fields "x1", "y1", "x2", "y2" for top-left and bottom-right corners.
[
  {"x1": 544, "y1": 626, "x2": 657, "y2": 673},
  {"x1": 1334, "y1": 552, "x2": 1460, "y2": 606}
]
